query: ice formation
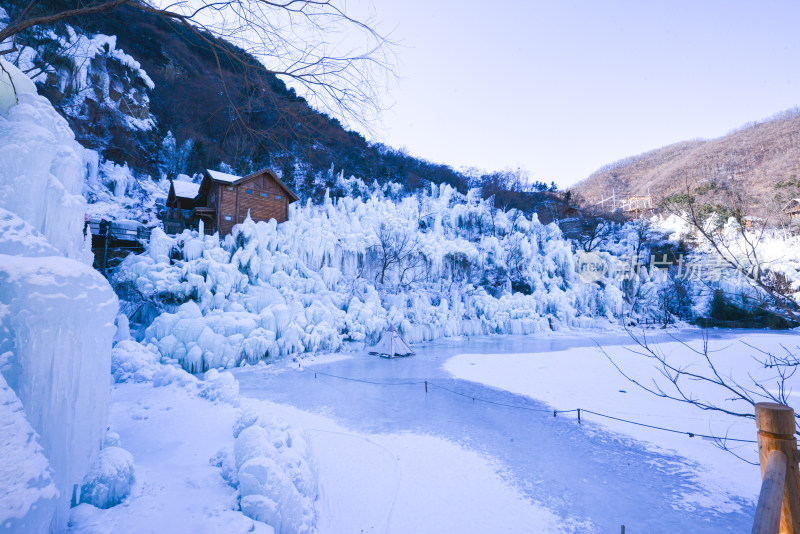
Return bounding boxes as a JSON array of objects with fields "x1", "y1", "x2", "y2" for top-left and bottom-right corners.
[
  {"x1": 0, "y1": 373, "x2": 58, "y2": 533},
  {"x1": 79, "y1": 447, "x2": 136, "y2": 509},
  {"x1": 0, "y1": 59, "x2": 94, "y2": 263},
  {"x1": 0, "y1": 61, "x2": 118, "y2": 531},
  {"x1": 118, "y1": 182, "x2": 639, "y2": 371},
  {"x1": 231, "y1": 412, "x2": 317, "y2": 533},
  {"x1": 200, "y1": 369, "x2": 241, "y2": 405}
]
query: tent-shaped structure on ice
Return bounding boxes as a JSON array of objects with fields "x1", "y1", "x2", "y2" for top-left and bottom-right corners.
[{"x1": 369, "y1": 325, "x2": 414, "y2": 358}]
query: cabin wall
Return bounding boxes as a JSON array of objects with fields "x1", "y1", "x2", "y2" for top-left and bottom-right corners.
[
  {"x1": 168, "y1": 171, "x2": 292, "y2": 237},
  {"x1": 236, "y1": 174, "x2": 289, "y2": 226},
  {"x1": 218, "y1": 183, "x2": 239, "y2": 236},
  {"x1": 212, "y1": 173, "x2": 289, "y2": 235}
]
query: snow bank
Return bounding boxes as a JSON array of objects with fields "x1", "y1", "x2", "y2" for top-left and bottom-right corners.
[
  {"x1": 200, "y1": 369, "x2": 241, "y2": 405},
  {"x1": 105, "y1": 337, "x2": 317, "y2": 532},
  {"x1": 0, "y1": 68, "x2": 119, "y2": 531},
  {"x1": 111, "y1": 339, "x2": 161, "y2": 383},
  {"x1": 121, "y1": 184, "x2": 633, "y2": 371}
]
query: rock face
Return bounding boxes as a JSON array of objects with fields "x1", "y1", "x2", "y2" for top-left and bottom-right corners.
[
  {"x1": 5, "y1": 26, "x2": 158, "y2": 174},
  {"x1": 0, "y1": 61, "x2": 118, "y2": 532}
]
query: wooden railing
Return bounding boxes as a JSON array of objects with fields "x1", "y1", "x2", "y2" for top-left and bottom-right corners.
[{"x1": 753, "y1": 403, "x2": 800, "y2": 534}]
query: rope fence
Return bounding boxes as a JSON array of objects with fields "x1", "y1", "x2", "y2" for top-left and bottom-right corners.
[{"x1": 307, "y1": 368, "x2": 758, "y2": 444}]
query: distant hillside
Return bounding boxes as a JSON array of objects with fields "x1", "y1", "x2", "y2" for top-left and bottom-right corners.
[
  {"x1": 1, "y1": 0, "x2": 469, "y2": 199},
  {"x1": 0, "y1": 1, "x2": 570, "y2": 218},
  {"x1": 571, "y1": 109, "x2": 800, "y2": 217}
]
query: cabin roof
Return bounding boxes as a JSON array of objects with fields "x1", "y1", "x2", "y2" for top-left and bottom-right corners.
[
  {"x1": 203, "y1": 167, "x2": 299, "y2": 203},
  {"x1": 172, "y1": 180, "x2": 201, "y2": 200},
  {"x1": 206, "y1": 169, "x2": 242, "y2": 184},
  {"x1": 784, "y1": 198, "x2": 800, "y2": 211}
]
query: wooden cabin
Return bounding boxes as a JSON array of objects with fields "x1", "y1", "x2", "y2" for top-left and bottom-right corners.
[
  {"x1": 164, "y1": 180, "x2": 202, "y2": 234},
  {"x1": 164, "y1": 168, "x2": 298, "y2": 236},
  {"x1": 784, "y1": 199, "x2": 800, "y2": 223}
]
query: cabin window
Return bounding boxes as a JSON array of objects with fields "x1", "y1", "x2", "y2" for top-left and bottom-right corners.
[
  {"x1": 260, "y1": 192, "x2": 268, "y2": 198},
  {"x1": 245, "y1": 189, "x2": 253, "y2": 194},
  {"x1": 224, "y1": 214, "x2": 233, "y2": 221},
  {"x1": 276, "y1": 195, "x2": 282, "y2": 200},
  {"x1": 226, "y1": 186, "x2": 234, "y2": 191}
]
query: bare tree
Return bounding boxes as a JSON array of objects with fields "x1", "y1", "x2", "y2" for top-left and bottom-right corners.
[
  {"x1": 601, "y1": 176, "x2": 800, "y2": 458},
  {"x1": 597, "y1": 327, "x2": 800, "y2": 463},
  {"x1": 0, "y1": 0, "x2": 395, "y2": 131},
  {"x1": 370, "y1": 221, "x2": 421, "y2": 286},
  {"x1": 662, "y1": 175, "x2": 800, "y2": 325},
  {"x1": 576, "y1": 215, "x2": 611, "y2": 252},
  {"x1": 601, "y1": 328, "x2": 800, "y2": 424}
]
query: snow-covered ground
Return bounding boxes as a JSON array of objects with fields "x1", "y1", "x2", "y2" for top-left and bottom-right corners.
[
  {"x1": 243, "y1": 400, "x2": 567, "y2": 534},
  {"x1": 69, "y1": 337, "x2": 573, "y2": 534},
  {"x1": 68, "y1": 382, "x2": 271, "y2": 534},
  {"x1": 69, "y1": 330, "x2": 783, "y2": 533}
]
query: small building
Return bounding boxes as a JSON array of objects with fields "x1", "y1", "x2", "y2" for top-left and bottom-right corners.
[
  {"x1": 623, "y1": 195, "x2": 653, "y2": 214},
  {"x1": 164, "y1": 180, "x2": 201, "y2": 234},
  {"x1": 164, "y1": 168, "x2": 299, "y2": 236},
  {"x1": 784, "y1": 199, "x2": 800, "y2": 222}
]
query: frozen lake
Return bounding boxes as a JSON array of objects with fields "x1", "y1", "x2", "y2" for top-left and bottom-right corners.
[{"x1": 231, "y1": 330, "x2": 792, "y2": 532}]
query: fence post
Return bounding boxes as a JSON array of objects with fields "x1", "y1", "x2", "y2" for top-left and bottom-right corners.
[
  {"x1": 756, "y1": 402, "x2": 800, "y2": 533},
  {"x1": 100, "y1": 219, "x2": 111, "y2": 276}
]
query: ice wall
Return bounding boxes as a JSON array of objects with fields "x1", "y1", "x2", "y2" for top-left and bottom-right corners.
[
  {"x1": 120, "y1": 183, "x2": 636, "y2": 372},
  {"x1": 0, "y1": 58, "x2": 94, "y2": 264},
  {"x1": 0, "y1": 373, "x2": 58, "y2": 533},
  {"x1": 0, "y1": 59, "x2": 118, "y2": 532}
]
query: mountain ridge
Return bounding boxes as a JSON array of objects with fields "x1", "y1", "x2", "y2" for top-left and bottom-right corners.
[{"x1": 570, "y1": 108, "x2": 800, "y2": 217}]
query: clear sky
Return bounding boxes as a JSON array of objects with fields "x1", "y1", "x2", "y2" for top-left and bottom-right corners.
[{"x1": 345, "y1": 0, "x2": 800, "y2": 188}]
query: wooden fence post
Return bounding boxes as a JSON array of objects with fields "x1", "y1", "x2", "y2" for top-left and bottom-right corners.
[
  {"x1": 756, "y1": 402, "x2": 800, "y2": 534},
  {"x1": 101, "y1": 219, "x2": 111, "y2": 276}
]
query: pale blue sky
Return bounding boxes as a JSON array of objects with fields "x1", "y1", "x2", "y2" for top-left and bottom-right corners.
[{"x1": 351, "y1": 0, "x2": 800, "y2": 187}]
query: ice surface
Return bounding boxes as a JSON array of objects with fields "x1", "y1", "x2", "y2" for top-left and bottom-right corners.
[{"x1": 233, "y1": 332, "x2": 763, "y2": 532}]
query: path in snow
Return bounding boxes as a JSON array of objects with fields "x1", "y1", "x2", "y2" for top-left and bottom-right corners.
[{"x1": 233, "y1": 331, "x2": 760, "y2": 533}]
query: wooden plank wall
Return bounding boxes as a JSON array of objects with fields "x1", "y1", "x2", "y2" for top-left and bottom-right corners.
[{"x1": 217, "y1": 172, "x2": 290, "y2": 236}]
